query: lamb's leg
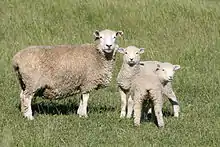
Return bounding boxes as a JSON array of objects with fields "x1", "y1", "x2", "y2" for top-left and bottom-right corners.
[
  {"x1": 133, "y1": 99, "x2": 143, "y2": 127},
  {"x1": 20, "y1": 90, "x2": 34, "y2": 120},
  {"x1": 126, "y1": 95, "x2": 133, "y2": 118},
  {"x1": 163, "y1": 83, "x2": 180, "y2": 117},
  {"x1": 152, "y1": 91, "x2": 164, "y2": 128},
  {"x1": 119, "y1": 88, "x2": 127, "y2": 118},
  {"x1": 77, "y1": 93, "x2": 89, "y2": 118}
]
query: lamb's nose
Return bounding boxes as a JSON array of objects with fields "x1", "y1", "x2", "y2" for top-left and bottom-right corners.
[
  {"x1": 106, "y1": 44, "x2": 112, "y2": 48},
  {"x1": 130, "y1": 58, "x2": 133, "y2": 61}
]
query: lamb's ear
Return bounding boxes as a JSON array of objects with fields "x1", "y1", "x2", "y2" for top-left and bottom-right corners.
[
  {"x1": 94, "y1": 30, "x2": 100, "y2": 41},
  {"x1": 116, "y1": 31, "x2": 123, "y2": 37},
  {"x1": 117, "y1": 48, "x2": 125, "y2": 54},
  {"x1": 139, "y1": 48, "x2": 145, "y2": 54},
  {"x1": 155, "y1": 64, "x2": 160, "y2": 71},
  {"x1": 173, "y1": 65, "x2": 181, "y2": 71}
]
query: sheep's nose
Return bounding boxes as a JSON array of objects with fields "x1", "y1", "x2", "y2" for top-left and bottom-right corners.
[
  {"x1": 106, "y1": 44, "x2": 112, "y2": 48},
  {"x1": 130, "y1": 58, "x2": 133, "y2": 61},
  {"x1": 169, "y1": 76, "x2": 173, "y2": 79}
]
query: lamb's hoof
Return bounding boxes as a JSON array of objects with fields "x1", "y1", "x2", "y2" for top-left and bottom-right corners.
[
  {"x1": 126, "y1": 115, "x2": 132, "y2": 119},
  {"x1": 134, "y1": 123, "x2": 140, "y2": 127},
  {"x1": 25, "y1": 115, "x2": 34, "y2": 120},
  {"x1": 157, "y1": 123, "x2": 165, "y2": 128},
  {"x1": 174, "y1": 113, "x2": 179, "y2": 118},
  {"x1": 120, "y1": 112, "x2": 126, "y2": 118},
  {"x1": 78, "y1": 113, "x2": 88, "y2": 118}
]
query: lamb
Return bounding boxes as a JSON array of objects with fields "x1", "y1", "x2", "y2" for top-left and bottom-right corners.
[
  {"x1": 140, "y1": 61, "x2": 181, "y2": 118},
  {"x1": 12, "y1": 29, "x2": 123, "y2": 120},
  {"x1": 117, "y1": 58, "x2": 180, "y2": 119},
  {"x1": 131, "y1": 63, "x2": 173, "y2": 127},
  {"x1": 116, "y1": 46, "x2": 145, "y2": 119},
  {"x1": 117, "y1": 46, "x2": 180, "y2": 127}
]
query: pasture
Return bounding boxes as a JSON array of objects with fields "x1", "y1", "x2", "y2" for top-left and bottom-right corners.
[{"x1": 0, "y1": 0, "x2": 220, "y2": 146}]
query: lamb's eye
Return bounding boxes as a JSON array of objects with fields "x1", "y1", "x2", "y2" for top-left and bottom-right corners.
[
  {"x1": 125, "y1": 52, "x2": 128, "y2": 54},
  {"x1": 99, "y1": 36, "x2": 103, "y2": 39},
  {"x1": 162, "y1": 69, "x2": 165, "y2": 71},
  {"x1": 136, "y1": 52, "x2": 139, "y2": 54},
  {"x1": 113, "y1": 36, "x2": 116, "y2": 39}
]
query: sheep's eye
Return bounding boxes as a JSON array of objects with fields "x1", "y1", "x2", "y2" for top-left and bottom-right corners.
[
  {"x1": 125, "y1": 52, "x2": 128, "y2": 54},
  {"x1": 113, "y1": 36, "x2": 116, "y2": 39},
  {"x1": 162, "y1": 69, "x2": 165, "y2": 71},
  {"x1": 99, "y1": 36, "x2": 103, "y2": 39},
  {"x1": 136, "y1": 52, "x2": 139, "y2": 54}
]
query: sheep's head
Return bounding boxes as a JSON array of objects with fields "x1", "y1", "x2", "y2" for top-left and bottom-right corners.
[
  {"x1": 117, "y1": 46, "x2": 145, "y2": 66},
  {"x1": 155, "y1": 62, "x2": 181, "y2": 82},
  {"x1": 94, "y1": 29, "x2": 123, "y2": 53}
]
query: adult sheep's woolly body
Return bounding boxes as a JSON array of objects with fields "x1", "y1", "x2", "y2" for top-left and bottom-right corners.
[{"x1": 12, "y1": 29, "x2": 123, "y2": 120}]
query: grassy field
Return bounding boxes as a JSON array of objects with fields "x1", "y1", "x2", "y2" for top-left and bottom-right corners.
[{"x1": 1, "y1": 0, "x2": 220, "y2": 146}]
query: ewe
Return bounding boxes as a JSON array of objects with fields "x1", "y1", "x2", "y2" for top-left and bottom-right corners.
[{"x1": 12, "y1": 29, "x2": 123, "y2": 120}]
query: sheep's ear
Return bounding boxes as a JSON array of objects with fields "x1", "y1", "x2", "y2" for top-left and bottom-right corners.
[
  {"x1": 173, "y1": 65, "x2": 181, "y2": 71},
  {"x1": 155, "y1": 64, "x2": 160, "y2": 71},
  {"x1": 94, "y1": 30, "x2": 100, "y2": 41},
  {"x1": 139, "y1": 48, "x2": 145, "y2": 54},
  {"x1": 117, "y1": 48, "x2": 125, "y2": 54},
  {"x1": 94, "y1": 30, "x2": 100, "y2": 37},
  {"x1": 116, "y1": 31, "x2": 123, "y2": 37}
]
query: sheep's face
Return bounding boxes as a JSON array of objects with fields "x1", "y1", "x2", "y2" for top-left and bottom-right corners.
[
  {"x1": 117, "y1": 46, "x2": 145, "y2": 66},
  {"x1": 94, "y1": 29, "x2": 123, "y2": 53},
  {"x1": 155, "y1": 63, "x2": 181, "y2": 82}
]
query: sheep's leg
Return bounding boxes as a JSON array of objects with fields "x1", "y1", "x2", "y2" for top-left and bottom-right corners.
[
  {"x1": 77, "y1": 93, "x2": 89, "y2": 118},
  {"x1": 119, "y1": 88, "x2": 127, "y2": 118},
  {"x1": 133, "y1": 99, "x2": 143, "y2": 127},
  {"x1": 20, "y1": 90, "x2": 34, "y2": 120},
  {"x1": 163, "y1": 83, "x2": 180, "y2": 117},
  {"x1": 152, "y1": 91, "x2": 164, "y2": 128},
  {"x1": 77, "y1": 96, "x2": 83, "y2": 115},
  {"x1": 126, "y1": 95, "x2": 133, "y2": 118}
]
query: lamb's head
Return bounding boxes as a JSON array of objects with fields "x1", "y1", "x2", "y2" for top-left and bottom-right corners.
[
  {"x1": 155, "y1": 62, "x2": 181, "y2": 82},
  {"x1": 94, "y1": 29, "x2": 123, "y2": 54},
  {"x1": 117, "y1": 46, "x2": 145, "y2": 66}
]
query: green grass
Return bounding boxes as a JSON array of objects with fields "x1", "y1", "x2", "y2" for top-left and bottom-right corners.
[{"x1": 1, "y1": 0, "x2": 220, "y2": 146}]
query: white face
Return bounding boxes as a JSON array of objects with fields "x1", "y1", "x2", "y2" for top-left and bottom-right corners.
[
  {"x1": 94, "y1": 29, "x2": 123, "y2": 53},
  {"x1": 156, "y1": 63, "x2": 181, "y2": 82},
  {"x1": 117, "y1": 46, "x2": 145, "y2": 66}
]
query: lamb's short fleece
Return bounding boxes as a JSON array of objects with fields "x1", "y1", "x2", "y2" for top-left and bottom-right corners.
[{"x1": 117, "y1": 46, "x2": 180, "y2": 127}]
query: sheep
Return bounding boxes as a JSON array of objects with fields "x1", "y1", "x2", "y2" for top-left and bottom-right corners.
[
  {"x1": 117, "y1": 60, "x2": 180, "y2": 119},
  {"x1": 116, "y1": 46, "x2": 180, "y2": 127},
  {"x1": 131, "y1": 63, "x2": 171, "y2": 127},
  {"x1": 116, "y1": 46, "x2": 145, "y2": 119},
  {"x1": 117, "y1": 46, "x2": 165, "y2": 127},
  {"x1": 140, "y1": 61, "x2": 181, "y2": 118},
  {"x1": 12, "y1": 29, "x2": 123, "y2": 120}
]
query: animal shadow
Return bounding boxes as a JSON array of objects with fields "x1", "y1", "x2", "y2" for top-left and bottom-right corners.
[{"x1": 17, "y1": 99, "x2": 116, "y2": 116}]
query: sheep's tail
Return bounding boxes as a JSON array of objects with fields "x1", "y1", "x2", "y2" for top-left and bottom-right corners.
[{"x1": 12, "y1": 59, "x2": 26, "y2": 91}]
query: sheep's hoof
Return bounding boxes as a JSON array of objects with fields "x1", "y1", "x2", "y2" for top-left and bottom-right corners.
[
  {"x1": 157, "y1": 123, "x2": 165, "y2": 128},
  {"x1": 79, "y1": 114, "x2": 88, "y2": 118},
  {"x1": 126, "y1": 115, "x2": 132, "y2": 119},
  {"x1": 174, "y1": 113, "x2": 179, "y2": 118},
  {"x1": 120, "y1": 112, "x2": 126, "y2": 118},
  {"x1": 134, "y1": 123, "x2": 140, "y2": 127},
  {"x1": 25, "y1": 115, "x2": 34, "y2": 120}
]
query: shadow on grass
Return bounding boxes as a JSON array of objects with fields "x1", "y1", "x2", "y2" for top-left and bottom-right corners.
[{"x1": 17, "y1": 100, "x2": 116, "y2": 116}]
